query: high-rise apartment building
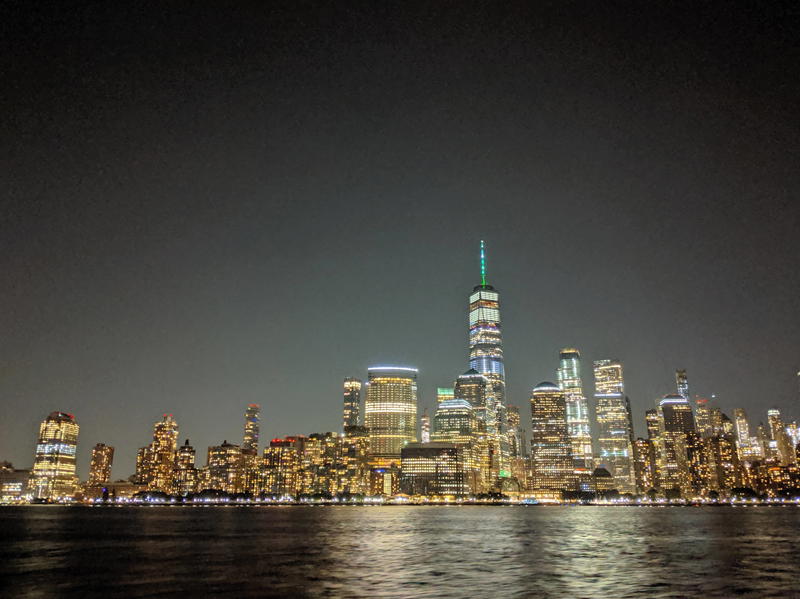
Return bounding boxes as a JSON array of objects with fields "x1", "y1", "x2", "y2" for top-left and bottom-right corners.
[
  {"x1": 263, "y1": 437, "x2": 302, "y2": 497},
  {"x1": 134, "y1": 414, "x2": 179, "y2": 493},
  {"x1": 593, "y1": 360, "x2": 635, "y2": 493},
  {"x1": 175, "y1": 439, "x2": 198, "y2": 495},
  {"x1": 632, "y1": 438, "x2": 659, "y2": 493},
  {"x1": 29, "y1": 412, "x2": 80, "y2": 501},
  {"x1": 243, "y1": 404, "x2": 260, "y2": 452},
  {"x1": 645, "y1": 408, "x2": 660, "y2": 439},
  {"x1": 558, "y1": 348, "x2": 592, "y2": 471},
  {"x1": 87, "y1": 443, "x2": 114, "y2": 487},
  {"x1": 343, "y1": 378, "x2": 362, "y2": 429},
  {"x1": 206, "y1": 441, "x2": 244, "y2": 494},
  {"x1": 364, "y1": 366, "x2": 418, "y2": 467},
  {"x1": 529, "y1": 382, "x2": 573, "y2": 499}
]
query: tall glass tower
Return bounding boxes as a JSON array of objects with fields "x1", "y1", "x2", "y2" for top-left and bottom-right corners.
[
  {"x1": 468, "y1": 240, "x2": 505, "y2": 405},
  {"x1": 593, "y1": 359, "x2": 635, "y2": 493},
  {"x1": 557, "y1": 348, "x2": 593, "y2": 470}
]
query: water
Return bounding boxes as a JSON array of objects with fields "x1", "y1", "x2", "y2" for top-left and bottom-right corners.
[{"x1": 1, "y1": 505, "x2": 798, "y2": 598}]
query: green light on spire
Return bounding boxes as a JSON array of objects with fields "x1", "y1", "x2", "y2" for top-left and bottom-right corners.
[{"x1": 480, "y1": 239, "x2": 487, "y2": 286}]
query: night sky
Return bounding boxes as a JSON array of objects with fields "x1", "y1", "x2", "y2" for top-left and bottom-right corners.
[{"x1": 3, "y1": 3, "x2": 799, "y2": 479}]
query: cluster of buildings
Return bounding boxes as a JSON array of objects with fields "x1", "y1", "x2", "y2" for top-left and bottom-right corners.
[{"x1": 4, "y1": 242, "x2": 800, "y2": 504}]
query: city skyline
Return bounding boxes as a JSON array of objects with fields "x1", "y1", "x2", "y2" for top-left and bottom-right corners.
[
  {"x1": 3, "y1": 4, "x2": 798, "y2": 484},
  {"x1": 3, "y1": 239, "x2": 800, "y2": 480},
  {"x1": 5, "y1": 241, "x2": 800, "y2": 493}
]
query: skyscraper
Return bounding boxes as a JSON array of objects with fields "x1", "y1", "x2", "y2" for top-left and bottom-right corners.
[
  {"x1": 529, "y1": 382, "x2": 573, "y2": 499},
  {"x1": 558, "y1": 348, "x2": 593, "y2": 470},
  {"x1": 468, "y1": 240, "x2": 505, "y2": 405},
  {"x1": 29, "y1": 412, "x2": 80, "y2": 501},
  {"x1": 175, "y1": 439, "x2": 198, "y2": 495},
  {"x1": 695, "y1": 398, "x2": 712, "y2": 437},
  {"x1": 87, "y1": 443, "x2": 114, "y2": 487},
  {"x1": 342, "y1": 378, "x2": 362, "y2": 429},
  {"x1": 243, "y1": 404, "x2": 260, "y2": 452},
  {"x1": 436, "y1": 387, "x2": 454, "y2": 404},
  {"x1": 593, "y1": 360, "x2": 635, "y2": 493},
  {"x1": 454, "y1": 369, "x2": 503, "y2": 489},
  {"x1": 658, "y1": 394, "x2": 696, "y2": 496},
  {"x1": 364, "y1": 366, "x2": 418, "y2": 467},
  {"x1": 676, "y1": 369, "x2": 689, "y2": 400},
  {"x1": 136, "y1": 414, "x2": 179, "y2": 493},
  {"x1": 645, "y1": 408, "x2": 660, "y2": 439},
  {"x1": 420, "y1": 410, "x2": 431, "y2": 444}
]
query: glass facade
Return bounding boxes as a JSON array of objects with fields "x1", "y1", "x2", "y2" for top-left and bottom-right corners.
[
  {"x1": 557, "y1": 348, "x2": 593, "y2": 470},
  {"x1": 593, "y1": 359, "x2": 635, "y2": 493}
]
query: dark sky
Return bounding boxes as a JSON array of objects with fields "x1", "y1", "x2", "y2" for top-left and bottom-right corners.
[{"x1": 3, "y1": 2, "x2": 799, "y2": 479}]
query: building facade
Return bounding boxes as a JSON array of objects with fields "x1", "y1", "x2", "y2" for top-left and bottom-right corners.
[
  {"x1": 529, "y1": 383, "x2": 573, "y2": 499},
  {"x1": 593, "y1": 360, "x2": 635, "y2": 493},
  {"x1": 558, "y1": 348, "x2": 593, "y2": 472},
  {"x1": 364, "y1": 367, "x2": 418, "y2": 467},
  {"x1": 29, "y1": 412, "x2": 80, "y2": 501}
]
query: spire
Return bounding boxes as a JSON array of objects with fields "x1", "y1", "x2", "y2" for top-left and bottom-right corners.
[{"x1": 480, "y1": 239, "x2": 487, "y2": 286}]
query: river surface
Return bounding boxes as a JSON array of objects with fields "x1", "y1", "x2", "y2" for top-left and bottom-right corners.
[{"x1": 1, "y1": 505, "x2": 798, "y2": 598}]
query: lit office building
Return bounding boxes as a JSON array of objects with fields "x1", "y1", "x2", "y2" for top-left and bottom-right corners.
[
  {"x1": 432, "y1": 398, "x2": 481, "y2": 492},
  {"x1": 400, "y1": 442, "x2": 468, "y2": 496},
  {"x1": 695, "y1": 398, "x2": 712, "y2": 437},
  {"x1": 657, "y1": 394, "x2": 695, "y2": 496},
  {"x1": 593, "y1": 360, "x2": 635, "y2": 493},
  {"x1": 206, "y1": 441, "x2": 244, "y2": 493},
  {"x1": 558, "y1": 348, "x2": 593, "y2": 471},
  {"x1": 632, "y1": 438, "x2": 659, "y2": 494},
  {"x1": 0, "y1": 463, "x2": 30, "y2": 503},
  {"x1": 29, "y1": 412, "x2": 80, "y2": 501},
  {"x1": 733, "y1": 408, "x2": 763, "y2": 462},
  {"x1": 175, "y1": 439, "x2": 198, "y2": 495},
  {"x1": 243, "y1": 403, "x2": 260, "y2": 452},
  {"x1": 437, "y1": 387, "x2": 454, "y2": 404},
  {"x1": 506, "y1": 405, "x2": 526, "y2": 458},
  {"x1": 468, "y1": 240, "x2": 506, "y2": 405},
  {"x1": 263, "y1": 437, "x2": 302, "y2": 497},
  {"x1": 364, "y1": 366, "x2": 418, "y2": 467},
  {"x1": 676, "y1": 369, "x2": 690, "y2": 400},
  {"x1": 529, "y1": 383, "x2": 574, "y2": 499},
  {"x1": 645, "y1": 408, "x2": 661, "y2": 439},
  {"x1": 87, "y1": 443, "x2": 114, "y2": 486},
  {"x1": 343, "y1": 378, "x2": 362, "y2": 429},
  {"x1": 454, "y1": 369, "x2": 503, "y2": 490}
]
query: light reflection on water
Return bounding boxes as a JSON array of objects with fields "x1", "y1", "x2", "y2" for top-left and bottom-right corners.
[{"x1": 1, "y1": 505, "x2": 798, "y2": 598}]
